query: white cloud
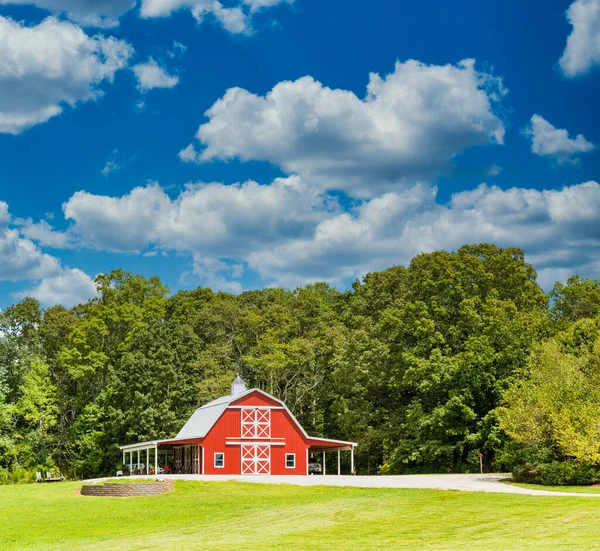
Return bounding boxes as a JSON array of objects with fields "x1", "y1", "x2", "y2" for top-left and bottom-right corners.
[
  {"x1": 0, "y1": 0, "x2": 136, "y2": 27},
  {"x1": 246, "y1": 181, "x2": 600, "y2": 289},
  {"x1": 0, "y1": 201, "x2": 97, "y2": 307},
  {"x1": 525, "y1": 114, "x2": 595, "y2": 164},
  {"x1": 190, "y1": 256, "x2": 244, "y2": 293},
  {"x1": 140, "y1": 0, "x2": 252, "y2": 34},
  {"x1": 132, "y1": 58, "x2": 179, "y2": 92},
  {"x1": 102, "y1": 159, "x2": 120, "y2": 176},
  {"x1": 16, "y1": 268, "x2": 97, "y2": 307},
  {"x1": 0, "y1": 16, "x2": 133, "y2": 135},
  {"x1": 0, "y1": 202, "x2": 10, "y2": 225},
  {"x1": 559, "y1": 0, "x2": 600, "y2": 77},
  {"x1": 53, "y1": 174, "x2": 600, "y2": 291},
  {"x1": 62, "y1": 176, "x2": 334, "y2": 255},
  {"x1": 168, "y1": 41, "x2": 187, "y2": 58},
  {"x1": 0, "y1": 202, "x2": 63, "y2": 280},
  {"x1": 181, "y1": 59, "x2": 506, "y2": 197},
  {"x1": 243, "y1": 0, "x2": 293, "y2": 12},
  {"x1": 0, "y1": 228, "x2": 61, "y2": 282},
  {"x1": 16, "y1": 219, "x2": 73, "y2": 249}
]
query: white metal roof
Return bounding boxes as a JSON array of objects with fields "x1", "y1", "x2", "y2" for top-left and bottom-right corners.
[{"x1": 174, "y1": 388, "x2": 256, "y2": 440}]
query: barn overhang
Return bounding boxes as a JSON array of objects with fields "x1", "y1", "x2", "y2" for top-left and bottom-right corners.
[{"x1": 307, "y1": 437, "x2": 357, "y2": 453}]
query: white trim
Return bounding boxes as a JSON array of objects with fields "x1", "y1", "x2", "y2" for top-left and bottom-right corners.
[
  {"x1": 214, "y1": 452, "x2": 225, "y2": 469},
  {"x1": 306, "y1": 448, "x2": 309, "y2": 476},
  {"x1": 228, "y1": 406, "x2": 285, "y2": 410},
  {"x1": 119, "y1": 440, "x2": 161, "y2": 452},
  {"x1": 308, "y1": 436, "x2": 358, "y2": 446},
  {"x1": 227, "y1": 436, "x2": 284, "y2": 440},
  {"x1": 285, "y1": 453, "x2": 296, "y2": 469},
  {"x1": 226, "y1": 441, "x2": 285, "y2": 446}
]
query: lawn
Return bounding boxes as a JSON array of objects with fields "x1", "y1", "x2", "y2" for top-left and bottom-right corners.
[
  {"x1": 505, "y1": 480, "x2": 600, "y2": 494},
  {"x1": 2, "y1": 481, "x2": 600, "y2": 550}
]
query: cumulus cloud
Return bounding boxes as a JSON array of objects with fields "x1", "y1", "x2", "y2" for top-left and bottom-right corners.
[
  {"x1": 525, "y1": 114, "x2": 595, "y2": 164},
  {"x1": 181, "y1": 59, "x2": 506, "y2": 197},
  {"x1": 0, "y1": 201, "x2": 95, "y2": 307},
  {"x1": 16, "y1": 219, "x2": 73, "y2": 249},
  {"x1": 59, "y1": 177, "x2": 335, "y2": 289},
  {"x1": 132, "y1": 58, "x2": 179, "y2": 92},
  {"x1": 16, "y1": 268, "x2": 97, "y2": 307},
  {"x1": 0, "y1": 228, "x2": 62, "y2": 282},
  {"x1": 62, "y1": 176, "x2": 334, "y2": 255},
  {"x1": 0, "y1": 16, "x2": 133, "y2": 135},
  {"x1": 559, "y1": 0, "x2": 600, "y2": 77},
  {"x1": 0, "y1": 0, "x2": 136, "y2": 27},
  {"x1": 47, "y1": 174, "x2": 600, "y2": 291},
  {"x1": 0, "y1": 202, "x2": 62, "y2": 280},
  {"x1": 246, "y1": 181, "x2": 600, "y2": 289}
]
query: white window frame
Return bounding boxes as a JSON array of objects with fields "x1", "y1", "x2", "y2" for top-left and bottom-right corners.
[
  {"x1": 285, "y1": 453, "x2": 296, "y2": 469},
  {"x1": 214, "y1": 452, "x2": 225, "y2": 469}
]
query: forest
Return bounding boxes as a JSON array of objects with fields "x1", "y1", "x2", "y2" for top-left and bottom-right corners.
[{"x1": 2, "y1": 243, "x2": 600, "y2": 483}]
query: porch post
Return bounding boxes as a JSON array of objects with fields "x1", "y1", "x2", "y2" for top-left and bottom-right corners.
[
  {"x1": 322, "y1": 451, "x2": 326, "y2": 475},
  {"x1": 155, "y1": 443, "x2": 158, "y2": 475},
  {"x1": 137, "y1": 450, "x2": 140, "y2": 473},
  {"x1": 338, "y1": 450, "x2": 341, "y2": 476},
  {"x1": 122, "y1": 450, "x2": 125, "y2": 467},
  {"x1": 351, "y1": 447, "x2": 354, "y2": 475},
  {"x1": 146, "y1": 448, "x2": 150, "y2": 475}
]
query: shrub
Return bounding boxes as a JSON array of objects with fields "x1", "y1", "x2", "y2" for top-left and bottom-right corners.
[{"x1": 513, "y1": 461, "x2": 600, "y2": 486}]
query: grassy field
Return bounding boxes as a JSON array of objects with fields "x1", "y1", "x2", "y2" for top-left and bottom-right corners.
[
  {"x1": 506, "y1": 481, "x2": 600, "y2": 494},
  {"x1": 2, "y1": 481, "x2": 600, "y2": 550}
]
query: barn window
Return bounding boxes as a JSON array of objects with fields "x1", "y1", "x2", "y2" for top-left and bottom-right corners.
[
  {"x1": 285, "y1": 454, "x2": 295, "y2": 469},
  {"x1": 214, "y1": 453, "x2": 225, "y2": 468}
]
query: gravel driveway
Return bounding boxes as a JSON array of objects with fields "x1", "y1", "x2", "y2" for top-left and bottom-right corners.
[{"x1": 86, "y1": 473, "x2": 600, "y2": 497}]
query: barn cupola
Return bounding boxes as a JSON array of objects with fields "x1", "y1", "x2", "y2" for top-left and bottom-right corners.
[{"x1": 231, "y1": 375, "x2": 247, "y2": 396}]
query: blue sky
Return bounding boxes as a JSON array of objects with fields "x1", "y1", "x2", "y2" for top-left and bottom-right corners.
[{"x1": 0, "y1": 0, "x2": 599, "y2": 307}]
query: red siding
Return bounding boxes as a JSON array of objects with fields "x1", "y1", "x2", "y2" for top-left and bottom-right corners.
[{"x1": 231, "y1": 391, "x2": 282, "y2": 407}]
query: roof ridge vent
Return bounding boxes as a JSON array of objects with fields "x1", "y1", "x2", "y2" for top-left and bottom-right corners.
[{"x1": 231, "y1": 375, "x2": 247, "y2": 396}]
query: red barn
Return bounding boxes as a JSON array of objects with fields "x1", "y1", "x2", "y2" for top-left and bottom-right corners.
[{"x1": 120, "y1": 377, "x2": 356, "y2": 476}]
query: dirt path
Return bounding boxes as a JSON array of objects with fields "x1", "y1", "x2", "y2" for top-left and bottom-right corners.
[{"x1": 84, "y1": 473, "x2": 600, "y2": 497}]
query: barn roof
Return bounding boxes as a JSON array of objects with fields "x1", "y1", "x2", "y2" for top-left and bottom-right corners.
[{"x1": 175, "y1": 388, "x2": 258, "y2": 440}]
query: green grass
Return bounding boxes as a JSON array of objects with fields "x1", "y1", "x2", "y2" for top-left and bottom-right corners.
[
  {"x1": 2, "y1": 481, "x2": 600, "y2": 550},
  {"x1": 505, "y1": 480, "x2": 600, "y2": 494}
]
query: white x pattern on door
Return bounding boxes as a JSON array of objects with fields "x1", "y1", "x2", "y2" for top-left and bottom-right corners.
[
  {"x1": 241, "y1": 445, "x2": 270, "y2": 474},
  {"x1": 241, "y1": 408, "x2": 270, "y2": 438}
]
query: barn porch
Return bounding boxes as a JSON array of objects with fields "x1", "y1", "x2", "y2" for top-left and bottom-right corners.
[
  {"x1": 308, "y1": 438, "x2": 357, "y2": 475},
  {"x1": 120, "y1": 439, "x2": 203, "y2": 475}
]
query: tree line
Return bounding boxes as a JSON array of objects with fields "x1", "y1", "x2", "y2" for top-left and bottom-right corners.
[{"x1": 2, "y1": 244, "x2": 599, "y2": 481}]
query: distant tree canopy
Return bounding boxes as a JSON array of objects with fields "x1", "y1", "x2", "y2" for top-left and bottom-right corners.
[{"x1": 1, "y1": 244, "x2": 599, "y2": 480}]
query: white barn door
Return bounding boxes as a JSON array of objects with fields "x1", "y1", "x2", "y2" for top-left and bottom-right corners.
[
  {"x1": 241, "y1": 408, "x2": 271, "y2": 438},
  {"x1": 241, "y1": 445, "x2": 270, "y2": 475}
]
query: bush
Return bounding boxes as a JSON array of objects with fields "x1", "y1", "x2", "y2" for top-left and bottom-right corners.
[{"x1": 513, "y1": 461, "x2": 600, "y2": 486}]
